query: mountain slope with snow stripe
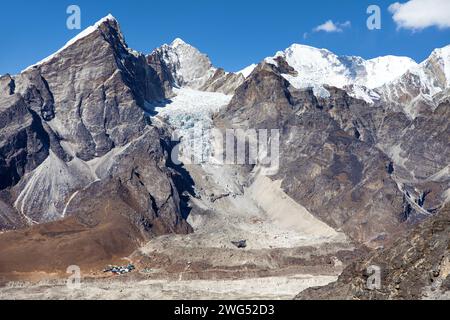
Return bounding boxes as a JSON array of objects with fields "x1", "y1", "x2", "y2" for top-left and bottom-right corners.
[{"x1": 23, "y1": 14, "x2": 120, "y2": 73}]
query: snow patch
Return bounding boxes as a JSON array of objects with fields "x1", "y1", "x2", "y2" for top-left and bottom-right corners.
[
  {"x1": 238, "y1": 64, "x2": 257, "y2": 78},
  {"x1": 389, "y1": 144, "x2": 408, "y2": 168},
  {"x1": 427, "y1": 165, "x2": 450, "y2": 182},
  {"x1": 444, "y1": 189, "x2": 450, "y2": 204},
  {"x1": 62, "y1": 191, "x2": 80, "y2": 217}
]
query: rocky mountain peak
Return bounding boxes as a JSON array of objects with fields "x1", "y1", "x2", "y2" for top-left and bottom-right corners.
[
  {"x1": 0, "y1": 15, "x2": 190, "y2": 243},
  {"x1": 152, "y1": 38, "x2": 215, "y2": 89},
  {"x1": 376, "y1": 44, "x2": 450, "y2": 118},
  {"x1": 148, "y1": 38, "x2": 244, "y2": 94},
  {"x1": 424, "y1": 44, "x2": 450, "y2": 87},
  {"x1": 23, "y1": 14, "x2": 125, "y2": 73}
]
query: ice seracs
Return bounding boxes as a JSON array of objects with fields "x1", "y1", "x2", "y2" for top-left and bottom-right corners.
[{"x1": 152, "y1": 88, "x2": 232, "y2": 164}]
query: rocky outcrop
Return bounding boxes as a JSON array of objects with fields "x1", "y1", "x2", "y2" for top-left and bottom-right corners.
[
  {"x1": 148, "y1": 38, "x2": 243, "y2": 95},
  {"x1": 200, "y1": 68, "x2": 244, "y2": 95},
  {"x1": 296, "y1": 204, "x2": 450, "y2": 300}
]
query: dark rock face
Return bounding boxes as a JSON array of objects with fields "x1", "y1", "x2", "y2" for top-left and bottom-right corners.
[
  {"x1": 296, "y1": 204, "x2": 450, "y2": 300},
  {"x1": 0, "y1": 17, "x2": 191, "y2": 243},
  {"x1": 62, "y1": 128, "x2": 193, "y2": 237},
  {"x1": 0, "y1": 94, "x2": 49, "y2": 190},
  {"x1": 146, "y1": 51, "x2": 176, "y2": 97},
  {"x1": 215, "y1": 61, "x2": 448, "y2": 245}
]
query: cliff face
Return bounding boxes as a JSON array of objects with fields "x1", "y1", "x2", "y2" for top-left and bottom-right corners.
[{"x1": 0, "y1": 16, "x2": 191, "y2": 252}]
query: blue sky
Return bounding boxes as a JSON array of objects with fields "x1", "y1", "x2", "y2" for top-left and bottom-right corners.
[{"x1": 1, "y1": 0, "x2": 450, "y2": 74}]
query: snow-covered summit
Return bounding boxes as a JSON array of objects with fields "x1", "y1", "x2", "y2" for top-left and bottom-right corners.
[
  {"x1": 376, "y1": 44, "x2": 450, "y2": 117},
  {"x1": 425, "y1": 44, "x2": 450, "y2": 86},
  {"x1": 264, "y1": 43, "x2": 418, "y2": 101},
  {"x1": 153, "y1": 38, "x2": 216, "y2": 89},
  {"x1": 363, "y1": 55, "x2": 418, "y2": 89},
  {"x1": 149, "y1": 38, "x2": 245, "y2": 95},
  {"x1": 171, "y1": 37, "x2": 188, "y2": 48}
]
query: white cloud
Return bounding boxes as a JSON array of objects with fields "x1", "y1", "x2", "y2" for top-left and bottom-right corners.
[
  {"x1": 313, "y1": 20, "x2": 351, "y2": 33},
  {"x1": 389, "y1": 0, "x2": 450, "y2": 30}
]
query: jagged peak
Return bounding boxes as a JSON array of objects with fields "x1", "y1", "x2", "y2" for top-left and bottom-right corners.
[
  {"x1": 96, "y1": 14, "x2": 118, "y2": 25},
  {"x1": 426, "y1": 44, "x2": 450, "y2": 86},
  {"x1": 278, "y1": 43, "x2": 337, "y2": 61},
  {"x1": 22, "y1": 14, "x2": 122, "y2": 73},
  {"x1": 152, "y1": 38, "x2": 196, "y2": 54}
]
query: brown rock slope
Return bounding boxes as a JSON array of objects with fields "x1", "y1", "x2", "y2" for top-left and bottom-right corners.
[
  {"x1": 214, "y1": 62, "x2": 407, "y2": 245},
  {"x1": 296, "y1": 204, "x2": 450, "y2": 300}
]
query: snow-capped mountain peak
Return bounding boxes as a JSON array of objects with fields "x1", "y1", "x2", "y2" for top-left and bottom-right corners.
[
  {"x1": 238, "y1": 64, "x2": 257, "y2": 78},
  {"x1": 154, "y1": 38, "x2": 216, "y2": 89},
  {"x1": 375, "y1": 44, "x2": 450, "y2": 118},
  {"x1": 271, "y1": 43, "x2": 350, "y2": 88},
  {"x1": 264, "y1": 43, "x2": 419, "y2": 102},
  {"x1": 362, "y1": 55, "x2": 418, "y2": 89},
  {"x1": 171, "y1": 37, "x2": 188, "y2": 47},
  {"x1": 148, "y1": 39, "x2": 245, "y2": 95},
  {"x1": 425, "y1": 44, "x2": 450, "y2": 86}
]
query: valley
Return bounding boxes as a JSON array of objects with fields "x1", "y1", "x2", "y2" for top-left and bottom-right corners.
[{"x1": 0, "y1": 14, "x2": 448, "y2": 300}]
